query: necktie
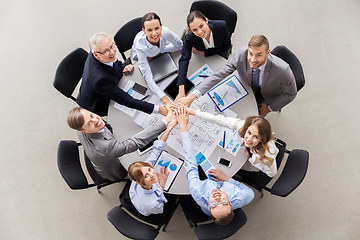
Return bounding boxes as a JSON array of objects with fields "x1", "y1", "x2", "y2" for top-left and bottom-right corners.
[
  {"x1": 251, "y1": 68, "x2": 260, "y2": 93},
  {"x1": 113, "y1": 62, "x2": 122, "y2": 75}
]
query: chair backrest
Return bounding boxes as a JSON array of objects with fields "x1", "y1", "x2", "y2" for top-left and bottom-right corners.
[
  {"x1": 53, "y1": 48, "x2": 88, "y2": 102},
  {"x1": 270, "y1": 149, "x2": 309, "y2": 197},
  {"x1": 194, "y1": 208, "x2": 247, "y2": 240},
  {"x1": 119, "y1": 181, "x2": 179, "y2": 228},
  {"x1": 57, "y1": 140, "x2": 93, "y2": 190},
  {"x1": 179, "y1": 195, "x2": 211, "y2": 227},
  {"x1": 107, "y1": 206, "x2": 159, "y2": 240},
  {"x1": 190, "y1": 0, "x2": 237, "y2": 37},
  {"x1": 271, "y1": 45, "x2": 305, "y2": 91},
  {"x1": 114, "y1": 17, "x2": 142, "y2": 62}
]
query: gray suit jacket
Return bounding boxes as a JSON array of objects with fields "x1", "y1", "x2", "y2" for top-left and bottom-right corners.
[
  {"x1": 197, "y1": 47, "x2": 297, "y2": 111},
  {"x1": 77, "y1": 120, "x2": 167, "y2": 182}
]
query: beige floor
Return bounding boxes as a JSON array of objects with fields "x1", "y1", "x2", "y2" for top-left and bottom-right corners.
[{"x1": 1, "y1": 0, "x2": 359, "y2": 239}]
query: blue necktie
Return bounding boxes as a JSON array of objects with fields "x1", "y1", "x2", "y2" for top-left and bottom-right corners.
[
  {"x1": 251, "y1": 68, "x2": 260, "y2": 93},
  {"x1": 113, "y1": 62, "x2": 122, "y2": 75}
]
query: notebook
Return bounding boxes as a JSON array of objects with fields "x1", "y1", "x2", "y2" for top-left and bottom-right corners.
[{"x1": 141, "y1": 53, "x2": 178, "y2": 83}]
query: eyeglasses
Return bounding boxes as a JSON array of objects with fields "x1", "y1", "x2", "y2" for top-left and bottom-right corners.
[
  {"x1": 210, "y1": 199, "x2": 230, "y2": 209},
  {"x1": 95, "y1": 43, "x2": 116, "y2": 55}
]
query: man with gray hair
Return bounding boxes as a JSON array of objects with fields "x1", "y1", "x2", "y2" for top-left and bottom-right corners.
[{"x1": 80, "y1": 32, "x2": 167, "y2": 116}]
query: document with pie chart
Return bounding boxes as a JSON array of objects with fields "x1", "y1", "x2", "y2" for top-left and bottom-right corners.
[{"x1": 154, "y1": 150, "x2": 184, "y2": 192}]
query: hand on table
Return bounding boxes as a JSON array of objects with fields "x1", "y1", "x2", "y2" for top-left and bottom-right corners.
[
  {"x1": 258, "y1": 103, "x2": 271, "y2": 116},
  {"x1": 242, "y1": 145, "x2": 250, "y2": 158},
  {"x1": 208, "y1": 169, "x2": 230, "y2": 182},
  {"x1": 123, "y1": 64, "x2": 134, "y2": 75},
  {"x1": 192, "y1": 47, "x2": 205, "y2": 55},
  {"x1": 157, "y1": 166, "x2": 169, "y2": 191}
]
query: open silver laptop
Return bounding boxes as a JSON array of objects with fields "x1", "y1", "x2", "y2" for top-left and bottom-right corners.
[{"x1": 141, "y1": 53, "x2": 178, "y2": 83}]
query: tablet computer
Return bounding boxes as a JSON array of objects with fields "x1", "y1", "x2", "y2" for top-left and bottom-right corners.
[
  {"x1": 137, "y1": 137, "x2": 159, "y2": 155},
  {"x1": 164, "y1": 76, "x2": 195, "y2": 101},
  {"x1": 153, "y1": 150, "x2": 184, "y2": 192}
]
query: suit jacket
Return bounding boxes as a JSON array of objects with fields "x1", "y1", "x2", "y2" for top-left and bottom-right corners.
[
  {"x1": 80, "y1": 52, "x2": 154, "y2": 116},
  {"x1": 197, "y1": 47, "x2": 297, "y2": 111},
  {"x1": 77, "y1": 121, "x2": 167, "y2": 182},
  {"x1": 178, "y1": 20, "x2": 231, "y2": 85}
]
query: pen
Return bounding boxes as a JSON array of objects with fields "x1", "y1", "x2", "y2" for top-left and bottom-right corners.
[
  {"x1": 218, "y1": 91, "x2": 228, "y2": 105},
  {"x1": 140, "y1": 94, "x2": 150, "y2": 101},
  {"x1": 199, "y1": 75, "x2": 209, "y2": 78},
  {"x1": 223, "y1": 131, "x2": 226, "y2": 148}
]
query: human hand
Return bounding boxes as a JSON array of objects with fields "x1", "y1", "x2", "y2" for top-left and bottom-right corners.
[
  {"x1": 164, "y1": 108, "x2": 176, "y2": 123},
  {"x1": 208, "y1": 169, "x2": 230, "y2": 182},
  {"x1": 157, "y1": 166, "x2": 169, "y2": 191},
  {"x1": 242, "y1": 146, "x2": 250, "y2": 158},
  {"x1": 175, "y1": 104, "x2": 189, "y2": 132},
  {"x1": 258, "y1": 103, "x2": 271, "y2": 116},
  {"x1": 123, "y1": 64, "x2": 134, "y2": 75},
  {"x1": 158, "y1": 106, "x2": 168, "y2": 116},
  {"x1": 192, "y1": 47, "x2": 205, "y2": 55},
  {"x1": 177, "y1": 93, "x2": 196, "y2": 107}
]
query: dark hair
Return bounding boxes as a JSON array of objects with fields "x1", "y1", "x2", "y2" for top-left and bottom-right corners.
[
  {"x1": 248, "y1": 35, "x2": 269, "y2": 51},
  {"x1": 67, "y1": 107, "x2": 85, "y2": 131},
  {"x1": 186, "y1": 10, "x2": 206, "y2": 26},
  {"x1": 238, "y1": 116, "x2": 274, "y2": 165},
  {"x1": 142, "y1": 12, "x2": 162, "y2": 29}
]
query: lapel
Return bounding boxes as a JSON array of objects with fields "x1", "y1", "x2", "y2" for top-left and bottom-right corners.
[
  {"x1": 262, "y1": 55, "x2": 272, "y2": 87},
  {"x1": 90, "y1": 51, "x2": 120, "y2": 77}
]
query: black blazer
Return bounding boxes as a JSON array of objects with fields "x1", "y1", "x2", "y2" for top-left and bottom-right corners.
[
  {"x1": 80, "y1": 52, "x2": 154, "y2": 116},
  {"x1": 178, "y1": 20, "x2": 231, "y2": 85}
]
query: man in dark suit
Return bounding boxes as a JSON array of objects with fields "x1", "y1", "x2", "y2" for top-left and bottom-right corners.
[
  {"x1": 179, "y1": 35, "x2": 297, "y2": 116},
  {"x1": 80, "y1": 32, "x2": 167, "y2": 116},
  {"x1": 67, "y1": 107, "x2": 173, "y2": 182}
]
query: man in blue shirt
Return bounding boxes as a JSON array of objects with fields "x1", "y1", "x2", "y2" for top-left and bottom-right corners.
[{"x1": 175, "y1": 105, "x2": 255, "y2": 225}]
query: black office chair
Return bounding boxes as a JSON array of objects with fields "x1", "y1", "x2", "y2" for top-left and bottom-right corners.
[
  {"x1": 53, "y1": 48, "x2": 88, "y2": 105},
  {"x1": 271, "y1": 45, "x2": 305, "y2": 91},
  {"x1": 182, "y1": 0, "x2": 237, "y2": 59},
  {"x1": 114, "y1": 17, "x2": 142, "y2": 64},
  {"x1": 107, "y1": 181, "x2": 179, "y2": 239},
  {"x1": 190, "y1": 0, "x2": 237, "y2": 38},
  {"x1": 235, "y1": 139, "x2": 309, "y2": 197},
  {"x1": 57, "y1": 140, "x2": 125, "y2": 193},
  {"x1": 179, "y1": 195, "x2": 247, "y2": 240}
]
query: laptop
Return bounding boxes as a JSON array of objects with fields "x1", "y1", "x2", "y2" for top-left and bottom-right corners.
[{"x1": 141, "y1": 53, "x2": 178, "y2": 83}]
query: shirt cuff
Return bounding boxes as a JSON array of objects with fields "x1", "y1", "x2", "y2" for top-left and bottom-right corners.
[
  {"x1": 192, "y1": 89, "x2": 202, "y2": 98},
  {"x1": 152, "y1": 105, "x2": 159, "y2": 114},
  {"x1": 268, "y1": 105, "x2": 273, "y2": 112},
  {"x1": 162, "y1": 118, "x2": 169, "y2": 127}
]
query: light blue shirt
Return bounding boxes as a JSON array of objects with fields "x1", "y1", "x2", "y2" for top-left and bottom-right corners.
[
  {"x1": 132, "y1": 26, "x2": 183, "y2": 99},
  {"x1": 181, "y1": 131, "x2": 254, "y2": 216},
  {"x1": 129, "y1": 139, "x2": 168, "y2": 216}
]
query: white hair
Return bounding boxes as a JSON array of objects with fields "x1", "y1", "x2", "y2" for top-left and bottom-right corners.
[{"x1": 88, "y1": 32, "x2": 110, "y2": 52}]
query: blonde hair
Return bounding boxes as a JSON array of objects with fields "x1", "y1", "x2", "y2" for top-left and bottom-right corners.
[
  {"x1": 238, "y1": 116, "x2": 275, "y2": 166},
  {"x1": 128, "y1": 161, "x2": 154, "y2": 188},
  {"x1": 67, "y1": 107, "x2": 84, "y2": 131}
]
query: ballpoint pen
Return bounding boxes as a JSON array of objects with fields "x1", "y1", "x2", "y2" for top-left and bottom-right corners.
[
  {"x1": 140, "y1": 94, "x2": 150, "y2": 101},
  {"x1": 217, "y1": 91, "x2": 228, "y2": 105},
  {"x1": 198, "y1": 75, "x2": 209, "y2": 78},
  {"x1": 223, "y1": 131, "x2": 226, "y2": 148}
]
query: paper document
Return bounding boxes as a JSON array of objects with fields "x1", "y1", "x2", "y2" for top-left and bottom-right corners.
[
  {"x1": 207, "y1": 74, "x2": 248, "y2": 112},
  {"x1": 113, "y1": 80, "x2": 145, "y2": 117},
  {"x1": 188, "y1": 64, "x2": 214, "y2": 88}
]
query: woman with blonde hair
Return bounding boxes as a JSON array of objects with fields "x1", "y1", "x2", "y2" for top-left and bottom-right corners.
[
  {"x1": 128, "y1": 114, "x2": 177, "y2": 216},
  {"x1": 184, "y1": 106, "x2": 279, "y2": 177}
]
